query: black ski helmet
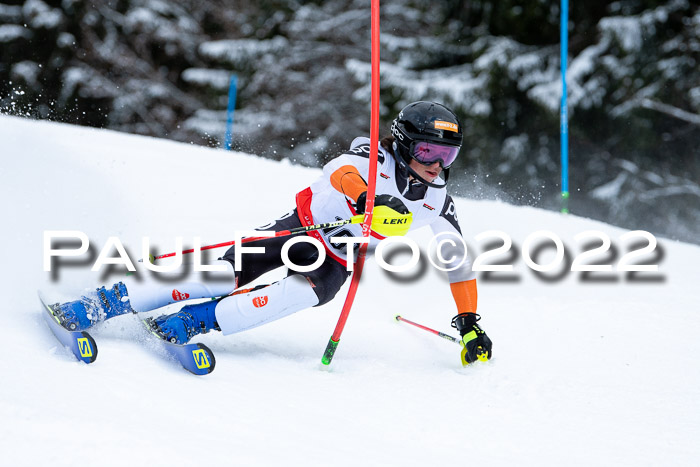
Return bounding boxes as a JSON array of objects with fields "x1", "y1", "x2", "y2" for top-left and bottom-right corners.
[{"x1": 390, "y1": 101, "x2": 463, "y2": 188}]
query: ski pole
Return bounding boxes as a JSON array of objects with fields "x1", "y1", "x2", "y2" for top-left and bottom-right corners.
[
  {"x1": 395, "y1": 315, "x2": 461, "y2": 345},
  {"x1": 141, "y1": 215, "x2": 364, "y2": 262}
]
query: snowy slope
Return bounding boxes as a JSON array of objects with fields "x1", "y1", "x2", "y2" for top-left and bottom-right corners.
[{"x1": 1, "y1": 115, "x2": 699, "y2": 466}]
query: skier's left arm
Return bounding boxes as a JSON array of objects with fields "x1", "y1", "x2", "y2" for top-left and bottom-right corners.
[{"x1": 430, "y1": 196, "x2": 492, "y2": 365}]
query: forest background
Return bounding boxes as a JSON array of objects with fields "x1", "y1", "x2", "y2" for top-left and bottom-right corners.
[{"x1": 1, "y1": 0, "x2": 698, "y2": 243}]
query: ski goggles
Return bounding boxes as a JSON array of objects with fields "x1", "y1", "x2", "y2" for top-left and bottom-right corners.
[{"x1": 411, "y1": 141, "x2": 460, "y2": 169}]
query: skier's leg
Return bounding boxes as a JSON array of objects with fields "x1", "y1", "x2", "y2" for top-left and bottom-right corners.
[
  {"x1": 215, "y1": 255, "x2": 350, "y2": 336},
  {"x1": 149, "y1": 249, "x2": 350, "y2": 343},
  {"x1": 51, "y1": 281, "x2": 134, "y2": 331},
  {"x1": 123, "y1": 259, "x2": 237, "y2": 313},
  {"x1": 51, "y1": 260, "x2": 237, "y2": 332},
  {"x1": 145, "y1": 298, "x2": 221, "y2": 344},
  {"x1": 219, "y1": 209, "x2": 306, "y2": 286},
  {"x1": 128, "y1": 208, "x2": 305, "y2": 314},
  {"x1": 215, "y1": 274, "x2": 319, "y2": 335},
  {"x1": 53, "y1": 210, "x2": 301, "y2": 331},
  {"x1": 145, "y1": 273, "x2": 318, "y2": 344},
  {"x1": 297, "y1": 254, "x2": 351, "y2": 306}
]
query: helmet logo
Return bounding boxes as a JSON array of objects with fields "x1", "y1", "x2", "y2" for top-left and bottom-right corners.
[
  {"x1": 391, "y1": 121, "x2": 404, "y2": 140},
  {"x1": 252, "y1": 296, "x2": 268, "y2": 308},
  {"x1": 434, "y1": 120, "x2": 458, "y2": 132}
]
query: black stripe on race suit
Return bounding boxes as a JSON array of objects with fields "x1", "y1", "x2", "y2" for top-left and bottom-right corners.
[
  {"x1": 346, "y1": 143, "x2": 386, "y2": 164},
  {"x1": 439, "y1": 195, "x2": 462, "y2": 235}
]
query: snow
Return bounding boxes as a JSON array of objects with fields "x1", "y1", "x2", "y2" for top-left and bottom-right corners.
[
  {"x1": 473, "y1": 36, "x2": 517, "y2": 70},
  {"x1": 590, "y1": 172, "x2": 629, "y2": 201},
  {"x1": 567, "y1": 39, "x2": 611, "y2": 111},
  {"x1": 1, "y1": 116, "x2": 700, "y2": 466},
  {"x1": 0, "y1": 3, "x2": 22, "y2": 23},
  {"x1": 0, "y1": 24, "x2": 32, "y2": 42},
  {"x1": 690, "y1": 86, "x2": 700, "y2": 111},
  {"x1": 182, "y1": 109, "x2": 227, "y2": 136},
  {"x1": 380, "y1": 33, "x2": 420, "y2": 52},
  {"x1": 181, "y1": 68, "x2": 232, "y2": 91},
  {"x1": 199, "y1": 37, "x2": 290, "y2": 67},
  {"x1": 123, "y1": 7, "x2": 166, "y2": 35},
  {"x1": 348, "y1": 59, "x2": 492, "y2": 117},
  {"x1": 526, "y1": 1, "x2": 695, "y2": 116},
  {"x1": 56, "y1": 31, "x2": 76, "y2": 48},
  {"x1": 57, "y1": 66, "x2": 120, "y2": 105},
  {"x1": 23, "y1": 0, "x2": 63, "y2": 30},
  {"x1": 497, "y1": 134, "x2": 529, "y2": 174},
  {"x1": 122, "y1": 2, "x2": 199, "y2": 43},
  {"x1": 10, "y1": 61, "x2": 41, "y2": 88},
  {"x1": 599, "y1": 16, "x2": 644, "y2": 53}
]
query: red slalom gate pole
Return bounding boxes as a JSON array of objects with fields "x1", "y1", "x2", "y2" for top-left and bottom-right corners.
[
  {"x1": 395, "y1": 315, "x2": 461, "y2": 345},
  {"x1": 321, "y1": 0, "x2": 381, "y2": 366}
]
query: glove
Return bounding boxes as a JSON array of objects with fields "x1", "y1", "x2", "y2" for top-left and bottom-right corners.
[
  {"x1": 356, "y1": 192, "x2": 409, "y2": 215},
  {"x1": 355, "y1": 192, "x2": 413, "y2": 237},
  {"x1": 451, "y1": 313, "x2": 492, "y2": 366}
]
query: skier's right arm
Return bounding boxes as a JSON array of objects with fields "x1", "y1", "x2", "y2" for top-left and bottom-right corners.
[
  {"x1": 323, "y1": 152, "x2": 413, "y2": 236},
  {"x1": 326, "y1": 162, "x2": 412, "y2": 236},
  {"x1": 329, "y1": 164, "x2": 367, "y2": 203}
]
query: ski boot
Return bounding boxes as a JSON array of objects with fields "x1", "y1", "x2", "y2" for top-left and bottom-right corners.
[
  {"x1": 146, "y1": 300, "x2": 220, "y2": 344},
  {"x1": 53, "y1": 282, "x2": 134, "y2": 331}
]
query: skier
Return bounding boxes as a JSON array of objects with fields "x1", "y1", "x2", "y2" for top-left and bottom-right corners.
[{"x1": 53, "y1": 101, "x2": 492, "y2": 366}]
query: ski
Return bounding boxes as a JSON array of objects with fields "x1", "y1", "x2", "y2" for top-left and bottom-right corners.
[
  {"x1": 39, "y1": 292, "x2": 215, "y2": 375},
  {"x1": 39, "y1": 292, "x2": 98, "y2": 364},
  {"x1": 141, "y1": 318, "x2": 216, "y2": 376}
]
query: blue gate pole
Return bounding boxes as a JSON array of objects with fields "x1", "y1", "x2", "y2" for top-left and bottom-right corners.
[
  {"x1": 224, "y1": 75, "x2": 238, "y2": 150},
  {"x1": 560, "y1": 0, "x2": 569, "y2": 213}
]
